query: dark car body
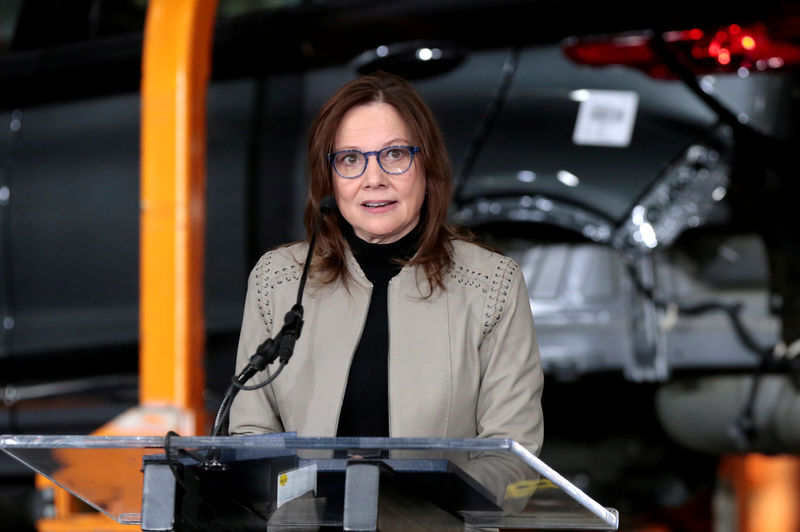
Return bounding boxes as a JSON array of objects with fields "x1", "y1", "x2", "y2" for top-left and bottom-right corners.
[{"x1": 1, "y1": 1, "x2": 799, "y2": 529}]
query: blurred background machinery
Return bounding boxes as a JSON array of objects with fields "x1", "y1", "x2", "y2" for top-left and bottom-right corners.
[{"x1": 1, "y1": 1, "x2": 799, "y2": 531}]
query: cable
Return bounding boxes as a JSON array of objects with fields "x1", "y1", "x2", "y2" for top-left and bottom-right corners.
[
  {"x1": 645, "y1": 28, "x2": 800, "y2": 449},
  {"x1": 624, "y1": 261, "x2": 773, "y2": 359},
  {"x1": 164, "y1": 431, "x2": 268, "y2": 525},
  {"x1": 165, "y1": 430, "x2": 190, "y2": 492},
  {"x1": 648, "y1": 31, "x2": 767, "y2": 143},
  {"x1": 453, "y1": 47, "x2": 519, "y2": 204},
  {"x1": 624, "y1": 260, "x2": 779, "y2": 449},
  {"x1": 231, "y1": 361, "x2": 285, "y2": 392},
  {"x1": 210, "y1": 362, "x2": 286, "y2": 438},
  {"x1": 208, "y1": 196, "x2": 336, "y2": 440}
]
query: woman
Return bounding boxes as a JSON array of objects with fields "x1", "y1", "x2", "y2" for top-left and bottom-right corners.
[{"x1": 229, "y1": 71, "x2": 543, "y2": 502}]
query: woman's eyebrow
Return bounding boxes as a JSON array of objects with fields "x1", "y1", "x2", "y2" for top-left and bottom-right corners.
[{"x1": 333, "y1": 139, "x2": 411, "y2": 151}]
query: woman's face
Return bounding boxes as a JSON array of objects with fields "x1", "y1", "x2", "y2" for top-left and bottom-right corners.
[{"x1": 331, "y1": 102, "x2": 426, "y2": 244}]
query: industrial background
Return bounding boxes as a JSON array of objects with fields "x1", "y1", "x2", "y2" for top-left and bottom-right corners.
[{"x1": 1, "y1": 1, "x2": 799, "y2": 531}]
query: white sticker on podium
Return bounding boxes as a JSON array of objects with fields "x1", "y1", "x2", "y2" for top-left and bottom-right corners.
[
  {"x1": 572, "y1": 90, "x2": 639, "y2": 147},
  {"x1": 276, "y1": 463, "x2": 317, "y2": 508}
]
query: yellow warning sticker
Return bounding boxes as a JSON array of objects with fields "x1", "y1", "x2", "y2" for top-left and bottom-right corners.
[{"x1": 276, "y1": 464, "x2": 317, "y2": 508}]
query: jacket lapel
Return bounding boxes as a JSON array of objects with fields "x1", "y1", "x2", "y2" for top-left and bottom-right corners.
[
  {"x1": 388, "y1": 269, "x2": 451, "y2": 438},
  {"x1": 279, "y1": 279, "x2": 371, "y2": 436}
]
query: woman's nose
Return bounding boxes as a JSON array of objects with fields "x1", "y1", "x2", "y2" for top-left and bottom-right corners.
[{"x1": 363, "y1": 157, "x2": 388, "y2": 187}]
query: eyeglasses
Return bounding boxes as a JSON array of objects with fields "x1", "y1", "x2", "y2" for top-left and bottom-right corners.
[{"x1": 327, "y1": 145, "x2": 420, "y2": 179}]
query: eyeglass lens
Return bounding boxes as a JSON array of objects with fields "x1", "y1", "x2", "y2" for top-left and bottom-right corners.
[{"x1": 333, "y1": 147, "x2": 414, "y2": 178}]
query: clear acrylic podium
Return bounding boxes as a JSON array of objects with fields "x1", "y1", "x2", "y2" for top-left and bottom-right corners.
[{"x1": 1, "y1": 434, "x2": 618, "y2": 530}]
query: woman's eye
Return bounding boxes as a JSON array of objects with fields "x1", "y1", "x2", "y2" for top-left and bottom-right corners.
[
  {"x1": 385, "y1": 148, "x2": 404, "y2": 160},
  {"x1": 338, "y1": 153, "x2": 362, "y2": 166}
]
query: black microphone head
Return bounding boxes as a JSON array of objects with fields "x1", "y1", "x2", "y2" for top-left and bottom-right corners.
[{"x1": 320, "y1": 195, "x2": 338, "y2": 216}]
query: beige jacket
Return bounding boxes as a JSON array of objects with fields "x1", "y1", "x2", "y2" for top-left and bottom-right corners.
[{"x1": 229, "y1": 239, "x2": 544, "y2": 463}]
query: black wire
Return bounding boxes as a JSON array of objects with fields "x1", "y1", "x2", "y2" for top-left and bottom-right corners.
[
  {"x1": 210, "y1": 199, "x2": 329, "y2": 438},
  {"x1": 645, "y1": 29, "x2": 800, "y2": 449},
  {"x1": 165, "y1": 431, "x2": 207, "y2": 466},
  {"x1": 165, "y1": 430, "x2": 189, "y2": 491},
  {"x1": 232, "y1": 360, "x2": 285, "y2": 391},
  {"x1": 209, "y1": 213, "x2": 321, "y2": 437},
  {"x1": 624, "y1": 260, "x2": 775, "y2": 449},
  {"x1": 648, "y1": 31, "x2": 767, "y2": 143},
  {"x1": 165, "y1": 431, "x2": 268, "y2": 525},
  {"x1": 730, "y1": 367, "x2": 763, "y2": 449},
  {"x1": 295, "y1": 231, "x2": 316, "y2": 306},
  {"x1": 624, "y1": 262, "x2": 773, "y2": 359},
  {"x1": 453, "y1": 47, "x2": 519, "y2": 204},
  {"x1": 209, "y1": 362, "x2": 286, "y2": 438}
]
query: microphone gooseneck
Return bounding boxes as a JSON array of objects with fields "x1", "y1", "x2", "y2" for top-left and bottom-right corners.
[{"x1": 209, "y1": 196, "x2": 337, "y2": 439}]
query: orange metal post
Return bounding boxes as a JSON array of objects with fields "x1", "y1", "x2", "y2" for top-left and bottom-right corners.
[
  {"x1": 718, "y1": 453, "x2": 800, "y2": 532},
  {"x1": 139, "y1": 0, "x2": 219, "y2": 433},
  {"x1": 36, "y1": 1, "x2": 220, "y2": 530}
]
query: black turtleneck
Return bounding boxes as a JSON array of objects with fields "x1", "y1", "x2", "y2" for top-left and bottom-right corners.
[{"x1": 336, "y1": 222, "x2": 421, "y2": 437}]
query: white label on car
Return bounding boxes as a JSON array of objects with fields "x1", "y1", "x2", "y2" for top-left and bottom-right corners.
[
  {"x1": 572, "y1": 90, "x2": 639, "y2": 147},
  {"x1": 276, "y1": 462, "x2": 317, "y2": 508}
]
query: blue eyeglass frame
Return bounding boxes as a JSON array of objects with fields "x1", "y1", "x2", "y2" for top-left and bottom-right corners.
[{"x1": 327, "y1": 145, "x2": 420, "y2": 179}]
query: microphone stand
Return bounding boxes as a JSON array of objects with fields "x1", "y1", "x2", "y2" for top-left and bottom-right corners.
[{"x1": 200, "y1": 197, "x2": 336, "y2": 470}]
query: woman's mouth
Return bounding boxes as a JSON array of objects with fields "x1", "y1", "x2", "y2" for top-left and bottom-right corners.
[{"x1": 361, "y1": 200, "x2": 397, "y2": 212}]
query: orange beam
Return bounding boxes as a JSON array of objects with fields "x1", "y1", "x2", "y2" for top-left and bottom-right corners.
[
  {"x1": 719, "y1": 454, "x2": 800, "y2": 532},
  {"x1": 35, "y1": 2, "x2": 220, "y2": 529},
  {"x1": 140, "y1": 0, "x2": 219, "y2": 432}
]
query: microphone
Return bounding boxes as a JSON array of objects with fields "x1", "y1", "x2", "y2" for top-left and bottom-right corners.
[
  {"x1": 319, "y1": 194, "x2": 337, "y2": 217},
  {"x1": 208, "y1": 195, "x2": 337, "y2": 441}
]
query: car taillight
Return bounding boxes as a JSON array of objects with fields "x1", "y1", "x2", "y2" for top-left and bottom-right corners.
[{"x1": 563, "y1": 18, "x2": 800, "y2": 78}]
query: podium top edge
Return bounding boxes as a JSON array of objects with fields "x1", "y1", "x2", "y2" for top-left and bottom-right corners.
[{"x1": 1, "y1": 434, "x2": 515, "y2": 451}]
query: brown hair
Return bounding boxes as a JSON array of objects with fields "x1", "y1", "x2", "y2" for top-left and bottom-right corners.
[{"x1": 302, "y1": 70, "x2": 468, "y2": 292}]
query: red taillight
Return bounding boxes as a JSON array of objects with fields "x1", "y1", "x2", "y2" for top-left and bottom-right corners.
[{"x1": 563, "y1": 18, "x2": 800, "y2": 78}]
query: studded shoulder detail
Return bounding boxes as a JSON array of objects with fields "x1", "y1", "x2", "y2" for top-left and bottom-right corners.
[
  {"x1": 481, "y1": 257, "x2": 519, "y2": 336},
  {"x1": 448, "y1": 245, "x2": 520, "y2": 337},
  {"x1": 253, "y1": 249, "x2": 302, "y2": 333},
  {"x1": 448, "y1": 262, "x2": 491, "y2": 293}
]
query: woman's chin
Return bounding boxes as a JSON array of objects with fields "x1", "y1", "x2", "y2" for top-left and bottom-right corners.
[{"x1": 355, "y1": 226, "x2": 405, "y2": 244}]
